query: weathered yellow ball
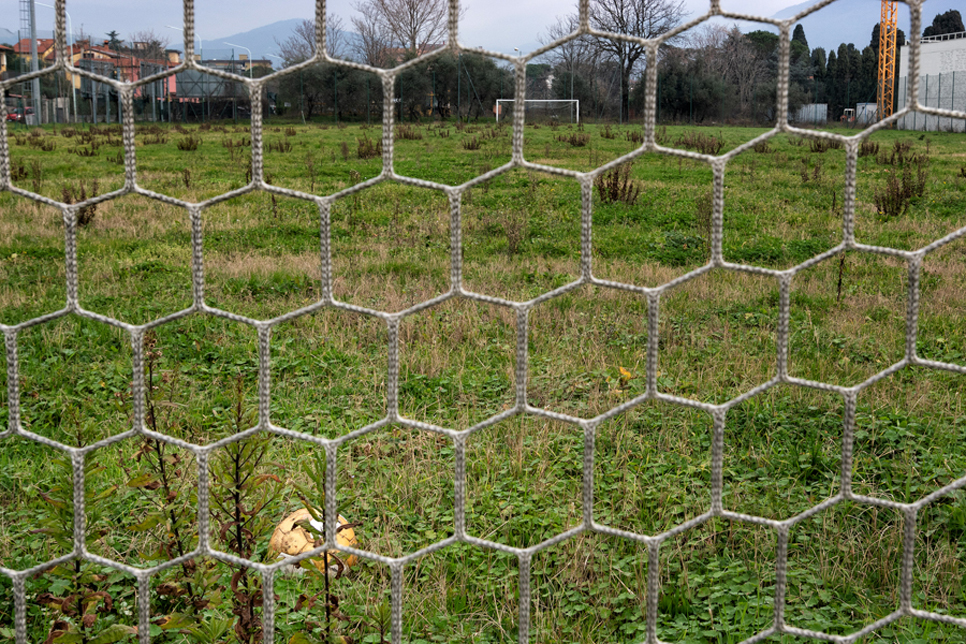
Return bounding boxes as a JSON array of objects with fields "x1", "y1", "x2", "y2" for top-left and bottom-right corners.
[{"x1": 268, "y1": 508, "x2": 358, "y2": 577}]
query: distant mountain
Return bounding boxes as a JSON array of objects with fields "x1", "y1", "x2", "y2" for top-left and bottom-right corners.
[
  {"x1": 0, "y1": 27, "x2": 17, "y2": 46},
  {"x1": 195, "y1": 18, "x2": 305, "y2": 63},
  {"x1": 198, "y1": 19, "x2": 358, "y2": 66}
]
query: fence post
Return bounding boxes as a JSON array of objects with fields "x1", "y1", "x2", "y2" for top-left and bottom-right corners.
[
  {"x1": 912, "y1": 76, "x2": 922, "y2": 132},
  {"x1": 923, "y1": 74, "x2": 928, "y2": 131},
  {"x1": 937, "y1": 72, "x2": 942, "y2": 131},
  {"x1": 954, "y1": 71, "x2": 958, "y2": 131}
]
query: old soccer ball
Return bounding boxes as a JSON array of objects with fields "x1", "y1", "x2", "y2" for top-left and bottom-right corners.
[{"x1": 268, "y1": 508, "x2": 358, "y2": 577}]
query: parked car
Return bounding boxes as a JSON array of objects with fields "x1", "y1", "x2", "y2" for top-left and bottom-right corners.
[{"x1": 5, "y1": 107, "x2": 34, "y2": 122}]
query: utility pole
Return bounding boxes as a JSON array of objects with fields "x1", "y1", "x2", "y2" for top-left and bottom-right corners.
[
  {"x1": 230, "y1": 48, "x2": 237, "y2": 121},
  {"x1": 24, "y1": 0, "x2": 42, "y2": 123},
  {"x1": 224, "y1": 41, "x2": 253, "y2": 121}
]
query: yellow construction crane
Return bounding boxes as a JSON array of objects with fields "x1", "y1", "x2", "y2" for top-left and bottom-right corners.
[{"x1": 877, "y1": 0, "x2": 898, "y2": 121}]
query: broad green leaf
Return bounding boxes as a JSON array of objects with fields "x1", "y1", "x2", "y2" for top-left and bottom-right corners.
[
  {"x1": 157, "y1": 613, "x2": 195, "y2": 631},
  {"x1": 92, "y1": 485, "x2": 119, "y2": 502},
  {"x1": 128, "y1": 513, "x2": 164, "y2": 532},
  {"x1": 88, "y1": 624, "x2": 137, "y2": 644},
  {"x1": 53, "y1": 631, "x2": 85, "y2": 644},
  {"x1": 38, "y1": 492, "x2": 69, "y2": 510},
  {"x1": 288, "y1": 633, "x2": 319, "y2": 644},
  {"x1": 126, "y1": 473, "x2": 160, "y2": 488}
]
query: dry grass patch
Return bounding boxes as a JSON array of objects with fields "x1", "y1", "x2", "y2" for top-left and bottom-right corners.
[
  {"x1": 86, "y1": 196, "x2": 186, "y2": 239},
  {"x1": 206, "y1": 250, "x2": 321, "y2": 282},
  {"x1": 595, "y1": 258, "x2": 699, "y2": 287},
  {"x1": 0, "y1": 199, "x2": 63, "y2": 239}
]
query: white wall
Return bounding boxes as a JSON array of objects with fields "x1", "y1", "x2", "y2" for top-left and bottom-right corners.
[
  {"x1": 896, "y1": 37, "x2": 966, "y2": 131},
  {"x1": 899, "y1": 36, "x2": 966, "y2": 76}
]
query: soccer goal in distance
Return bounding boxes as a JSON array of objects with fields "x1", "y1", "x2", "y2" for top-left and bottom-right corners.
[{"x1": 495, "y1": 99, "x2": 580, "y2": 124}]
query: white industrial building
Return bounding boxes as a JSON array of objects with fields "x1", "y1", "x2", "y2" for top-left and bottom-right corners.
[{"x1": 895, "y1": 33, "x2": 966, "y2": 131}]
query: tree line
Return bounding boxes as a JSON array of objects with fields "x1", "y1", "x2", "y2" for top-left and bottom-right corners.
[
  {"x1": 275, "y1": 1, "x2": 962, "y2": 125},
  {"x1": 4, "y1": 0, "x2": 963, "y2": 124},
  {"x1": 541, "y1": 8, "x2": 963, "y2": 125},
  {"x1": 273, "y1": 0, "x2": 688, "y2": 122}
]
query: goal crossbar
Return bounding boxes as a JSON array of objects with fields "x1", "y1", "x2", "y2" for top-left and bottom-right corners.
[{"x1": 495, "y1": 98, "x2": 579, "y2": 123}]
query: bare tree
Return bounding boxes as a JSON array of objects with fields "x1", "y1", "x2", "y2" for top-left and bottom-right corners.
[
  {"x1": 719, "y1": 26, "x2": 769, "y2": 117},
  {"x1": 589, "y1": 0, "x2": 687, "y2": 121},
  {"x1": 680, "y1": 23, "x2": 730, "y2": 76},
  {"x1": 540, "y1": 13, "x2": 619, "y2": 118},
  {"x1": 275, "y1": 15, "x2": 347, "y2": 65},
  {"x1": 127, "y1": 30, "x2": 170, "y2": 61},
  {"x1": 541, "y1": 14, "x2": 595, "y2": 77},
  {"x1": 351, "y1": 2, "x2": 392, "y2": 67},
  {"x1": 356, "y1": 0, "x2": 450, "y2": 57}
]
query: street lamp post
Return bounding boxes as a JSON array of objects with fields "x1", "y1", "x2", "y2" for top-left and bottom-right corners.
[
  {"x1": 36, "y1": 2, "x2": 78, "y2": 123},
  {"x1": 223, "y1": 41, "x2": 253, "y2": 79},
  {"x1": 28, "y1": 0, "x2": 41, "y2": 124},
  {"x1": 264, "y1": 53, "x2": 285, "y2": 120},
  {"x1": 224, "y1": 41, "x2": 252, "y2": 122},
  {"x1": 265, "y1": 52, "x2": 303, "y2": 123},
  {"x1": 166, "y1": 25, "x2": 205, "y2": 121}
]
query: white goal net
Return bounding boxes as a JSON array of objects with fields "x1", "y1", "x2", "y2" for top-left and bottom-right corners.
[
  {"x1": 496, "y1": 99, "x2": 580, "y2": 124},
  {"x1": 2, "y1": 0, "x2": 966, "y2": 643}
]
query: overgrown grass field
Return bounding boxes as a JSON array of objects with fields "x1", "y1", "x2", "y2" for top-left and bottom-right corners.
[{"x1": 1, "y1": 119, "x2": 965, "y2": 644}]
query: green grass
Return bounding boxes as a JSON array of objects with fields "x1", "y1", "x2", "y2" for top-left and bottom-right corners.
[{"x1": 1, "y1": 120, "x2": 965, "y2": 643}]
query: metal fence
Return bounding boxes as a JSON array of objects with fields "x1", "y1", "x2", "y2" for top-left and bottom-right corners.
[{"x1": 897, "y1": 71, "x2": 966, "y2": 131}]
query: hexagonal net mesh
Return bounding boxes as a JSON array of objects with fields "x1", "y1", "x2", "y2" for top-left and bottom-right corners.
[{"x1": 2, "y1": 0, "x2": 966, "y2": 643}]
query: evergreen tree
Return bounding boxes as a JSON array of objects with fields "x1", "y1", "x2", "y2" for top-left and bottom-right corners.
[
  {"x1": 647, "y1": 47, "x2": 732, "y2": 122},
  {"x1": 792, "y1": 24, "x2": 809, "y2": 50},
  {"x1": 745, "y1": 30, "x2": 779, "y2": 59},
  {"x1": 105, "y1": 30, "x2": 122, "y2": 51},
  {"x1": 870, "y1": 23, "x2": 907, "y2": 53},
  {"x1": 811, "y1": 47, "x2": 827, "y2": 80},
  {"x1": 923, "y1": 9, "x2": 964, "y2": 37},
  {"x1": 551, "y1": 70, "x2": 594, "y2": 110},
  {"x1": 824, "y1": 49, "x2": 838, "y2": 116},
  {"x1": 858, "y1": 46, "x2": 877, "y2": 103}
]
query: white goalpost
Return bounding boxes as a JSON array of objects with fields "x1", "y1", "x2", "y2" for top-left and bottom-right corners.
[{"x1": 495, "y1": 98, "x2": 580, "y2": 124}]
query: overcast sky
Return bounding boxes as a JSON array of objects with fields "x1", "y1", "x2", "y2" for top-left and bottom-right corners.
[{"x1": 3, "y1": 0, "x2": 795, "y2": 56}]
